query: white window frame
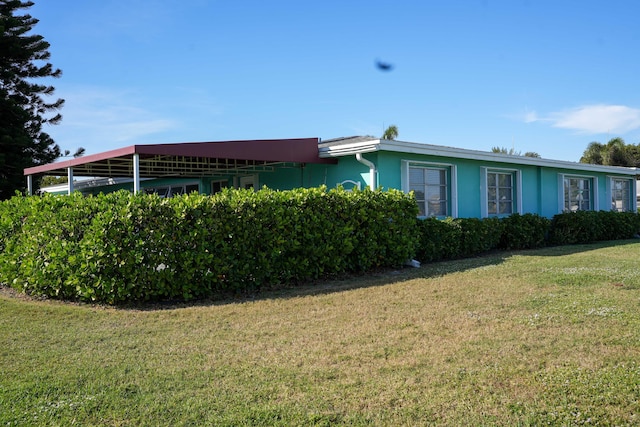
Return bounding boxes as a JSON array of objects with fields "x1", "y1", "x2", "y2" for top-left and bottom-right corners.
[
  {"x1": 239, "y1": 175, "x2": 258, "y2": 190},
  {"x1": 559, "y1": 174, "x2": 598, "y2": 212},
  {"x1": 480, "y1": 167, "x2": 522, "y2": 218},
  {"x1": 401, "y1": 160, "x2": 457, "y2": 218},
  {"x1": 338, "y1": 180, "x2": 361, "y2": 191},
  {"x1": 607, "y1": 176, "x2": 636, "y2": 212}
]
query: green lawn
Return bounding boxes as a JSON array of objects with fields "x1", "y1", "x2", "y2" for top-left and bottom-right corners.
[{"x1": 2, "y1": 241, "x2": 640, "y2": 426}]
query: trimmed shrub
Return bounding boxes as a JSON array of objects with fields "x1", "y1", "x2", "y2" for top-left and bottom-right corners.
[
  {"x1": 499, "y1": 213, "x2": 550, "y2": 250},
  {"x1": 414, "y1": 216, "x2": 503, "y2": 263},
  {"x1": 548, "y1": 210, "x2": 640, "y2": 245},
  {"x1": 0, "y1": 187, "x2": 418, "y2": 304}
]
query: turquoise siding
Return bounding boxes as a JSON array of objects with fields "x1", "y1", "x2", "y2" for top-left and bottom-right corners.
[
  {"x1": 374, "y1": 151, "x2": 635, "y2": 218},
  {"x1": 62, "y1": 150, "x2": 635, "y2": 219}
]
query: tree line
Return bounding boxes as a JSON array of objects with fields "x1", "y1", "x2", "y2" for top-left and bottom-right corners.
[{"x1": 579, "y1": 137, "x2": 640, "y2": 167}]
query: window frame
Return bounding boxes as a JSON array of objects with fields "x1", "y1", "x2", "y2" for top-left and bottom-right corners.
[
  {"x1": 211, "y1": 179, "x2": 228, "y2": 194},
  {"x1": 559, "y1": 174, "x2": 598, "y2": 212},
  {"x1": 144, "y1": 182, "x2": 199, "y2": 198},
  {"x1": 401, "y1": 160, "x2": 457, "y2": 218},
  {"x1": 607, "y1": 176, "x2": 635, "y2": 212},
  {"x1": 480, "y1": 167, "x2": 521, "y2": 218}
]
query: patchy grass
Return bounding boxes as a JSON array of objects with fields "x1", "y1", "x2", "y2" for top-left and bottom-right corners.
[{"x1": 1, "y1": 240, "x2": 640, "y2": 426}]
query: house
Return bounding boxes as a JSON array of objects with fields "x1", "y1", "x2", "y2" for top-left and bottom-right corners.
[{"x1": 26, "y1": 136, "x2": 638, "y2": 218}]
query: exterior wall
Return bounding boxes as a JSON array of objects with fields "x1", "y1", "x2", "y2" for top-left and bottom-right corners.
[
  {"x1": 305, "y1": 155, "x2": 376, "y2": 190},
  {"x1": 374, "y1": 151, "x2": 636, "y2": 219},
  {"x1": 40, "y1": 149, "x2": 636, "y2": 220}
]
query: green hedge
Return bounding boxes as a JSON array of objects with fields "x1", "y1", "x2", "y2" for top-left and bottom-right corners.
[
  {"x1": 414, "y1": 211, "x2": 639, "y2": 263},
  {"x1": 2, "y1": 188, "x2": 639, "y2": 304},
  {"x1": 0, "y1": 187, "x2": 418, "y2": 304},
  {"x1": 548, "y1": 210, "x2": 640, "y2": 245}
]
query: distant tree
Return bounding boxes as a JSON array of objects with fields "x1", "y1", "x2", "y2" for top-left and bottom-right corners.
[
  {"x1": 382, "y1": 125, "x2": 398, "y2": 140},
  {"x1": 624, "y1": 143, "x2": 640, "y2": 166},
  {"x1": 492, "y1": 146, "x2": 520, "y2": 156},
  {"x1": 40, "y1": 175, "x2": 67, "y2": 187},
  {"x1": 39, "y1": 147, "x2": 85, "y2": 187},
  {"x1": 0, "y1": 0, "x2": 64, "y2": 199},
  {"x1": 580, "y1": 137, "x2": 634, "y2": 167},
  {"x1": 491, "y1": 147, "x2": 541, "y2": 158},
  {"x1": 605, "y1": 137, "x2": 629, "y2": 166},
  {"x1": 580, "y1": 141, "x2": 605, "y2": 165}
]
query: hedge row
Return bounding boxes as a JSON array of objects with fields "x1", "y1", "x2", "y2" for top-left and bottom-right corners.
[
  {"x1": 2, "y1": 188, "x2": 639, "y2": 304},
  {"x1": 414, "y1": 211, "x2": 640, "y2": 263},
  {"x1": 0, "y1": 187, "x2": 418, "y2": 304}
]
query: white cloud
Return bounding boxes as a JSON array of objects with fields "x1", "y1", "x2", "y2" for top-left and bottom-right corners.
[{"x1": 523, "y1": 104, "x2": 640, "y2": 134}]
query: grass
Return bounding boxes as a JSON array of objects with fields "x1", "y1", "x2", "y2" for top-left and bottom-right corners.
[{"x1": 1, "y1": 240, "x2": 640, "y2": 426}]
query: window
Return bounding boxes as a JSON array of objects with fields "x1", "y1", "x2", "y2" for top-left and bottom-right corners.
[
  {"x1": 481, "y1": 168, "x2": 521, "y2": 218},
  {"x1": 409, "y1": 166, "x2": 448, "y2": 217},
  {"x1": 564, "y1": 177, "x2": 593, "y2": 211},
  {"x1": 486, "y1": 171, "x2": 513, "y2": 216},
  {"x1": 240, "y1": 175, "x2": 256, "y2": 190},
  {"x1": 211, "y1": 180, "x2": 228, "y2": 194},
  {"x1": 144, "y1": 182, "x2": 199, "y2": 198},
  {"x1": 611, "y1": 178, "x2": 632, "y2": 212}
]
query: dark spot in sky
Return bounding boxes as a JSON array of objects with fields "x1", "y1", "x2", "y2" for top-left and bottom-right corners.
[{"x1": 375, "y1": 60, "x2": 394, "y2": 71}]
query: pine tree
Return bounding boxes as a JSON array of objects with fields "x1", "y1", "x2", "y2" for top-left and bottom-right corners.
[{"x1": 0, "y1": 0, "x2": 63, "y2": 199}]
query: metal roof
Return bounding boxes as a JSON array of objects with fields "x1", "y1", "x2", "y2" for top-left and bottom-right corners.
[{"x1": 24, "y1": 138, "x2": 335, "y2": 178}]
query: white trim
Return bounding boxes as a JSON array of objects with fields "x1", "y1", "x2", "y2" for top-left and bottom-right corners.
[
  {"x1": 67, "y1": 168, "x2": 74, "y2": 194},
  {"x1": 133, "y1": 154, "x2": 140, "y2": 194},
  {"x1": 480, "y1": 167, "x2": 488, "y2": 218},
  {"x1": 607, "y1": 175, "x2": 635, "y2": 212},
  {"x1": 239, "y1": 175, "x2": 257, "y2": 190},
  {"x1": 320, "y1": 138, "x2": 638, "y2": 176},
  {"x1": 339, "y1": 180, "x2": 361, "y2": 190},
  {"x1": 559, "y1": 173, "x2": 598, "y2": 212},
  {"x1": 355, "y1": 153, "x2": 376, "y2": 190},
  {"x1": 480, "y1": 167, "x2": 522, "y2": 218},
  {"x1": 402, "y1": 160, "x2": 458, "y2": 218}
]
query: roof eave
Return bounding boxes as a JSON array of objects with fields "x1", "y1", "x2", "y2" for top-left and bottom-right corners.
[{"x1": 320, "y1": 138, "x2": 638, "y2": 176}]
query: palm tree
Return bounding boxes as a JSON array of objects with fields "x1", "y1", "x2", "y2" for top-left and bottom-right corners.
[
  {"x1": 382, "y1": 125, "x2": 398, "y2": 140},
  {"x1": 580, "y1": 138, "x2": 632, "y2": 166},
  {"x1": 605, "y1": 137, "x2": 629, "y2": 166},
  {"x1": 579, "y1": 141, "x2": 605, "y2": 165}
]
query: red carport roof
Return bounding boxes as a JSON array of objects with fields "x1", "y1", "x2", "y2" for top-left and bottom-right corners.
[{"x1": 24, "y1": 138, "x2": 336, "y2": 178}]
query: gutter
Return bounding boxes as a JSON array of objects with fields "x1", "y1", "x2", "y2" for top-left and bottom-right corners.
[{"x1": 356, "y1": 153, "x2": 376, "y2": 190}]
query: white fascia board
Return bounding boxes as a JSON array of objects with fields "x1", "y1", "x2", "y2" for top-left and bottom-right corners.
[
  {"x1": 318, "y1": 139, "x2": 381, "y2": 157},
  {"x1": 320, "y1": 138, "x2": 638, "y2": 176}
]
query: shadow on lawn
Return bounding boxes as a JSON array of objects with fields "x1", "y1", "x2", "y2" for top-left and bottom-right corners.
[
  {"x1": 136, "y1": 239, "x2": 640, "y2": 310},
  {"x1": 127, "y1": 253, "x2": 514, "y2": 311},
  {"x1": 515, "y1": 238, "x2": 640, "y2": 257}
]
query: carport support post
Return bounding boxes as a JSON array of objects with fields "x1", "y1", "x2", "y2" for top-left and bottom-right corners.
[
  {"x1": 26, "y1": 175, "x2": 33, "y2": 195},
  {"x1": 67, "y1": 168, "x2": 74, "y2": 194},
  {"x1": 133, "y1": 153, "x2": 140, "y2": 194}
]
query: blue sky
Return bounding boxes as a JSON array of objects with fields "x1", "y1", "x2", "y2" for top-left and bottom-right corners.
[{"x1": 30, "y1": 0, "x2": 640, "y2": 162}]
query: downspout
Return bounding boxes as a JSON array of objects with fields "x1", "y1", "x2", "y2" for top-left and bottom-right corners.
[
  {"x1": 67, "y1": 168, "x2": 74, "y2": 195},
  {"x1": 133, "y1": 153, "x2": 140, "y2": 194},
  {"x1": 355, "y1": 153, "x2": 376, "y2": 190}
]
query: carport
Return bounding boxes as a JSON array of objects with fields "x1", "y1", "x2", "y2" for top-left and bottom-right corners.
[{"x1": 24, "y1": 138, "x2": 335, "y2": 195}]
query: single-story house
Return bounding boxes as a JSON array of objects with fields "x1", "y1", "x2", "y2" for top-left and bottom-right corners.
[{"x1": 26, "y1": 136, "x2": 639, "y2": 218}]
